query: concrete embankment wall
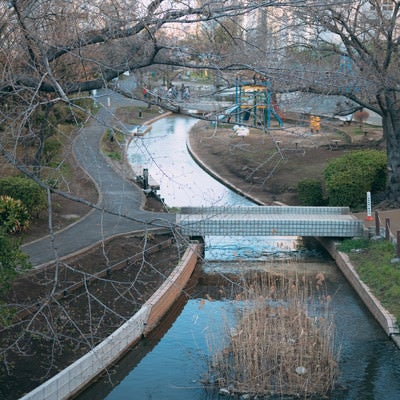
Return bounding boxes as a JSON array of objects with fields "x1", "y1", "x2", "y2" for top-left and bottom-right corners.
[
  {"x1": 319, "y1": 238, "x2": 400, "y2": 347},
  {"x1": 144, "y1": 244, "x2": 199, "y2": 333},
  {"x1": 20, "y1": 243, "x2": 201, "y2": 400}
]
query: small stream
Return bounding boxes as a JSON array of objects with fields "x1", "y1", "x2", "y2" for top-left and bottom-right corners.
[{"x1": 77, "y1": 116, "x2": 400, "y2": 400}]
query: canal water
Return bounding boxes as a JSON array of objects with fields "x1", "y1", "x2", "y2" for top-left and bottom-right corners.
[{"x1": 77, "y1": 116, "x2": 400, "y2": 400}]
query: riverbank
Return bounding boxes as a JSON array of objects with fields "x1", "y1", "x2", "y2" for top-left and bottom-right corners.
[{"x1": 19, "y1": 243, "x2": 201, "y2": 400}]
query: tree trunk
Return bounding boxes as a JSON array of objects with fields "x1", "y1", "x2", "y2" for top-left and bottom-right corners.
[
  {"x1": 33, "y1": 104, "x2": 51, "y2": 178},
  {"x1": 382, "y1": 93, "x2": 400, "y2": 204}
]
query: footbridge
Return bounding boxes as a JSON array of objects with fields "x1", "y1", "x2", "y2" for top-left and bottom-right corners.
[{"x1": 176, "y1": 206, "x2": 364, "y2": 238}]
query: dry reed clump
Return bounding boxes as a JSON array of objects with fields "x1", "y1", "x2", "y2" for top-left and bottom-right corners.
[{"x1": 205, "y1": 273, "x2": 338, "y2": 399}]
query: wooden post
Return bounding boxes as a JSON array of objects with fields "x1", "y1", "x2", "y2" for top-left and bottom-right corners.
[
  {"x1": 385, "y1": 218, "x2": 390, "y2": 241},
  {"x1": 143, "y1": 168, "x2": 149, "y2": 190},
  {"x1": 375, "y1": 210, "x2": 380, "y2": 236},
  {"x1": 397, "y1": 231, "x2": 400, "y2": 258}
]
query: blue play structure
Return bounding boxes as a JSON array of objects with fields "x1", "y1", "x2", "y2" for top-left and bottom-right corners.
[
  {"x1": 216, "y1": 104, "x2": 240, "y2": 121},
  {"x1": 217, "y1": 78, "x2": 284, "y2": 128},
  {"x1": 339, "y1": 55, "x2": 360, "y2": 94}
]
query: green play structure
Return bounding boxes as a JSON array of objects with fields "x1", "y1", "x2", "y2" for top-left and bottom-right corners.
[{"x1": 234, "y1": 77, "x2": 284, "y2": 128}]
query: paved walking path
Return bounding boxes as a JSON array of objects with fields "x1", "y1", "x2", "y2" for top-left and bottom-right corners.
[{"x1": 22, "y1": 89, "x2": 175, "y2": 267}]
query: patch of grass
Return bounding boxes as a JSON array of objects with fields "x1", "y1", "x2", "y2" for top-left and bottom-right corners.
[
  {"x1": 339, "y1": 238, "x2": 400, "y2": 324},
  {"x1": 105, "y1": 151, "x2": 121, "y2": 161},
  {"x1": 337, "y1": 238, "x2": 370, "y2": 252},
  {"x1": 105, "y1": 129, "x2": 124, "y2": 143},
  {"x1": 115, "y1": 106, "x2": 161, "y2": 125},
  {"x1": 42, "y1": 163, "x2": 72, "y2": 190},
  {"x1": 101, "y1": 129, "x2": 124, "y2": 162},
  {"x1": 353, "y1": 127, "x2": 365, "y2": 135}
]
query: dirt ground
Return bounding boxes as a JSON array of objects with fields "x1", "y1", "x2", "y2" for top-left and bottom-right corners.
[
  {"x1": 0, "y1": 113, "x2": 389, "y2": 399},
  {"x1": 1, "y1": 232, "x2": 183, "y2": 399},
  {"x1": 188, "y1": 117, "x2": 384, "y2": 206}
]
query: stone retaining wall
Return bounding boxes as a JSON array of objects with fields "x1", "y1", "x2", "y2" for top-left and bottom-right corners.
[{"x1": 20, "y1": 243, "x2": 201, "y2": 400}]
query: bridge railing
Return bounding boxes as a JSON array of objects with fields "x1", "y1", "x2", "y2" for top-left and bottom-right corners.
[
  {"x1": 179, "y1": 206, "x2": 352, "y2": 215},
  {"x1": 176, "y1": 206, "x2": 364, "y2": 237},
  {"x1": 177, "y1": 218, "x2": 363, "y2": 237}
]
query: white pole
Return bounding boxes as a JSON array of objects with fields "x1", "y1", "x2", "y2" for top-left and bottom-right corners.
[{"x1": 365, "y1": 191, "x2": 373, "y2": 221}]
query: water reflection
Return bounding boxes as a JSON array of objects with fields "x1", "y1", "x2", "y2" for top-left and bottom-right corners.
[
  {"x1": 205, "y1": 235, "x2": 299, "y2": 260},
  {"x1": 128, "y1": 117, "x2": 250, "y2": 207}
]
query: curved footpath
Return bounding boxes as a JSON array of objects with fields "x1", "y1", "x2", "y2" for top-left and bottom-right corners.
[
  {"x1": 22, "y1": 89, "x2": 175, "y2": 267},
  {"x1": 19, "y1": 88, "x2": 201, "y2": 400}
]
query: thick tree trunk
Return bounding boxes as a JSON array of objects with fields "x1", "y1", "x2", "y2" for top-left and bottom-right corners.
[{"x1": 382, "y1": 96, "x2": 400, "y2": 204}]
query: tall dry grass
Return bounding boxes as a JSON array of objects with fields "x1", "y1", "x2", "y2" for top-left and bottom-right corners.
[{"x1": 205, "y1": 272, "x2": 338, "y2": 398}]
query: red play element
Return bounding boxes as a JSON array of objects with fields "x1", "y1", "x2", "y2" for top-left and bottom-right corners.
[{"x1": 271, "y1": 99, "x2": 285, "y2": 120}]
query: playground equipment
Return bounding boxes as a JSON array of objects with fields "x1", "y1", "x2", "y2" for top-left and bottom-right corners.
[
  {"x1": 233, "y1": 77, "x2": 284, "y2": 128},
  {"x1": 310, "y1": 115, "x2": 321, "y2": 133}
]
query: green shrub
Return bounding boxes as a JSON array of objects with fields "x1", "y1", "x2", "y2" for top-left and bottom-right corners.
[
  {"x1": 297, "y1": 178, "x2": 325, "y2": 206},
  {"x1": 325, "y1": 169, "x2": 365, "y2": 207},
  {"x1": 0, "y1": 177, "x2": 46, "y2": 217},
  {"x1": 0, "y1": 227, "x2": 31, "y2": 298},
  {"x1": 0, "y1": 195, "x2": 30, "y2": 233},
  {"x1": 324, "y1": 150, "x2": 386, "y2": 208}
]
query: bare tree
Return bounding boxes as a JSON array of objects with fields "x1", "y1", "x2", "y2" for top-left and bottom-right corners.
[
  {"x1": 269, "y1": 0, "x2": 400, "y2": 203},
  {"x1": 2, "y1": 0, "x2": 399, "y2": 396},
  {"x1": 189, "y1": 1, "x2": 400, "y2": 204},
  {"x1": 0, "y1": 1, "x2": 283, "y2": 397}
]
